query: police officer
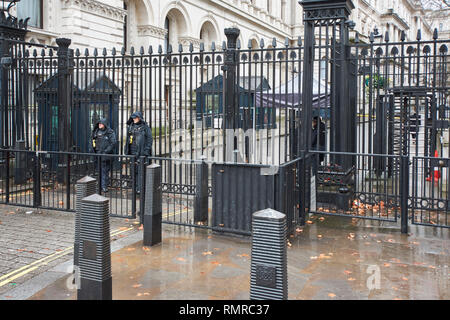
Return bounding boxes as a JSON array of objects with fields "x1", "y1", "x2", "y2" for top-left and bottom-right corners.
[
  {"x1": 91, "y1": 118, "x2": 117, "y2": 193},
  {"x1": 124, "y1": 111, "x2": 152, "y2": 193},
  {"x1": 311, "y1": 115, "x2": 326, "y2": 173}
]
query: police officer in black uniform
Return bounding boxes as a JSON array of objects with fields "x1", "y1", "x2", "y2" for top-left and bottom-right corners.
[
  {"x1": 311, "y1": 115, "x2": 326, "y2": 174},
  {"x1": 124, "y1": 111, "x2": 152, "y2": 193},
  {"x1": 91, "y1": 118, "x2": 117, "y2": 193}
]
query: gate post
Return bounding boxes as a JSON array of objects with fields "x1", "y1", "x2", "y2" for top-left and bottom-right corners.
[
  {"x1": 400, "y1": 155, "x2": 409, "y2": 234},
  {"x1": 222, "y1": 28, "x2": 240, "y2": 162},
  {"x1": 299, "y1": 0, "x2": 355, "y2": 168},
  {"x1": 0, "y1": 7, "x2": 28, "y2": 148},
  {"x1": 56, "y1": 38, "x2": 72, "y2": 153},
  {"x1": 250, "y1": 208, "x2": 287, "y2": 300},
  {"x1": 194, "y1": 157, "x2": 209, "y2": 224}
]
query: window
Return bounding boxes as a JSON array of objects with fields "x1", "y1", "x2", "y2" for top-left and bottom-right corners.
[
  {"x1": 17, "y1": 0, "x2": 43, "y2": 29},
  {"x1": 320, "y1": 59, "x2": 327, "y2": 80},
  {"x1": 123, "y1": 3, "x2": 128, "y2": 51},
  {"x1": 164, "y1": 17, "x2": 170, "y2": 53}
]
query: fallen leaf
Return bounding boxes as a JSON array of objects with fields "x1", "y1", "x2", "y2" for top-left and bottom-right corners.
[
  {"x1": 319, "y1": 217, "x2": 325, "y2": 221},
  {"x1": 132, "y1": 284, "x2": 142, "y2": 288},
  {"x1": 401, "y1": 277, "x2": 408, "y2": 281},
  {"x1": 348, "y1": 277, "x2": 356, "y2": 281},
  {"x1": 306, "y1": 220, "x2": 314, "y2": 224},
  {"x1": 237, "y1": 253, "x2": 249, "y2": 258},
  {"x1": 211, "y1": 261, "x2": 220, "y2": 265},
  {"x1": 387, "y1": 239, "x2": 395, "y2": 243},
  {"x1": 142, "y1": 247, "x2": 150, "y2": 251},
  {"x1": 138, "y1": 224, "x2": 143, "y2": 230},
  {"x1": 317, "y1": 235, "x2": 322, "y2": 238},
  {"x1": 344, "y1": 270, "x2": 352, "y2": 275},
  {"x1": 177, "y1": 257, "x2": 186, "y2": 262},
  {"x1": 137, "y1": 293, "x2": 143, "y2": 297},
  {"x1": 46, "y1": 230, "x2": 52, "y2": 232},
  {"x1": 119, "y1": 227, "x2": 128, "y2": 231},
  {"x1": 383, "y1": 263, "x2": 391, "y2": 267},
  {"x1": 428, "y1": 265, "x2": 436, "y2": 269},
  {"x1": 296, "y1": 228, "x2": 303, "y2": 233},
  {"x1": 58, "y1": 201, "x2": 64, "y2": 205},
  {"x1": 143, "y1": 292, "x2": 150, "y2": 296},
  {"x1": 133, "y1": 222, "x2": 140, "y2": 225},
  {"x1": 310, "y1": 256, "x2": 318, "y2": 260},
  {"x1": 55, "y1": 249, "x2": 62, "y2": 252},
  {"x1": 328, "y1": 293, "x2": 336, "y2": 298},
  {"x1": 127, "y1": 248, "x2": 136, "y2": 251},
  {"x1": 202, "y1": 251, "x2": 213, "y2": 256}
]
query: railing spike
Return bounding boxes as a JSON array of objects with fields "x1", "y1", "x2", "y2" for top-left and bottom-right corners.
[{"x1": 433, "y1": 28, "x2": 438, "y2": 40}]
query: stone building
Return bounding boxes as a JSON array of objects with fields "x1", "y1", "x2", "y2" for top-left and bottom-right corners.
[{"x1": 11, "y1": 0, "x2": 444, "y2": 52}]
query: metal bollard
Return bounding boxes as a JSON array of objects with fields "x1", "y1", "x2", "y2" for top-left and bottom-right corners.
[
  {"x1": 250, "y1": 208, "x2": 288, "y2": 300},
  {"x1": 74, "y1": 176, "x2": 97, "y2": 272},
  {"x1": 194, "y1": 157, "x2": 208, "y2": 224},
  {"x1": 143, "y1": 164, "x2": 162, "y2": 246},
  {"x1": 77, "y1": 194, "x2": 112, "y2": 300}
]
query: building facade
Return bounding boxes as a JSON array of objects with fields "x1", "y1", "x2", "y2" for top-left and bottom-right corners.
[{"x1": 10, "y1": 0, "x2": 446, "y2": 53}]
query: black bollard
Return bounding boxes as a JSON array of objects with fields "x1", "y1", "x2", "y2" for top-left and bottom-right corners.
[
  {"x1": 250, "y1": 208, "x2": 288, "y2": 300},
  {"x1": 74, "y1": 176, "x2": 97, "y2": 273},
  {"x1": 77, "y1": 194, "x2": 112, "y2": 300},
  {"x1": 194, "y1": 157, "x2": 208, "y2": 224},
  {"x1": 143, "y1": 163, "x2": 162, "y2": 246}
]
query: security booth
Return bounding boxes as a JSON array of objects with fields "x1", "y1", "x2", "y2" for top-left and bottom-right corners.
[
  {"x1": 195, "y1": 75, "x2": 274, "y2": 129},
  {"x1": 35, "y1": 72, "x2": 121, "y2": 175}
]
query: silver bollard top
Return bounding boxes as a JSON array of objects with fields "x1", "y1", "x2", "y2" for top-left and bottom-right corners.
[
  {"x1": 253, "y1": 208, "x2": 286, "y2": 221},
  {"x1": 76, "y1": 175, "x2": 96, "y2": 184},
  {"x1": 81, "y1": 193, "x2": 109, "y2": 203},
  {"x1": 146, "y1": 163, "x2": 161, "y2": 169}
]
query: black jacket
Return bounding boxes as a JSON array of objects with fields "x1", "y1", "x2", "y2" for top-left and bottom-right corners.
[
  {"x1": 312, "y1": 120, "x2": 326, "y2": 162},
  {"x1": 124, "y1": 113, "x2": 152, "y2": 157},
  {"x1": 91, "y1": 118, "x2": 117, "y2": 155},
  {"x1": 312, "y1": 120, "x2": 326, "y2": 150}
]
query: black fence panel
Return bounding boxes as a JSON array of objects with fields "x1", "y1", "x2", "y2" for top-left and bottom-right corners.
[
  {"x1": 211, "y1": 162, "x2": 276, "y2": 235},
  {"x1": 0, "y1": 149, "x2": 137, "y2": 218},
  {"x1": 411, "y1": 156, "x2": 449, "y2": 228}
]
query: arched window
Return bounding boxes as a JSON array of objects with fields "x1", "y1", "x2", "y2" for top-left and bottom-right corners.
[
  {"x1": 267, "y1": 0, "x2": 272, "y2": 15},
  {"x1": 164, "y1": 17, "x2": 170, "y2": 53}
]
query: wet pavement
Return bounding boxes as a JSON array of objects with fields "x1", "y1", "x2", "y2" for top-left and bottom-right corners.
[{"x1": 27, "y1": 214, "x2": 449, "y2": 300}]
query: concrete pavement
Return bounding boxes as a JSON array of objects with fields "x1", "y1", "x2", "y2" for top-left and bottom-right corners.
[{"x1": 10, "y1": 214, "x2": 449, "y2": 300}]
